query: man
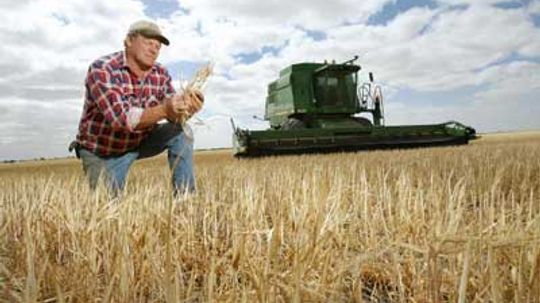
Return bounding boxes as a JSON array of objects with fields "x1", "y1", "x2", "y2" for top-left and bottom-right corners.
[{"x1": 71, "y1": 20, "x2": 203, "y2": 195}]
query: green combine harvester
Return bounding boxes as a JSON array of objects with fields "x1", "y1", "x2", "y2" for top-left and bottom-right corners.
[{"x1": 232, "y1": 56, "x2": 477, "y2": 157}]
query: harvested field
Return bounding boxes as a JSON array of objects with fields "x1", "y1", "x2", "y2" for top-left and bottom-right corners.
[{"x1": 1, "y1": 131, "x2": 539, "y2": 302}]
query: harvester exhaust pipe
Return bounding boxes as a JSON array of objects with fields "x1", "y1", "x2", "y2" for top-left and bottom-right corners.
[
  {"x1": 317, "y1": 55, "x2": 360, "y2": 74},
  {"x1": 230, "y1": 118, "x2": 236, "y2": 132},
  {"x1": 342, "y1": 55, "x2": 359, "y2": 65}
]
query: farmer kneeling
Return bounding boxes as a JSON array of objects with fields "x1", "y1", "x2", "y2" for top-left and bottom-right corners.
[{"x1": 70, "y1": 20, "x2": 203, "y2": 195}]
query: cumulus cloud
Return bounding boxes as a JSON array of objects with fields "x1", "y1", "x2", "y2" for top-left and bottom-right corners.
[{"x1": 178, "y1": 0, "x2": 391, "y2": 29}]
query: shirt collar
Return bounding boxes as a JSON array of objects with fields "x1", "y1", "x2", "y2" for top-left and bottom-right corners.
[
  {"x1": 120, "y1": 51, "x2": 129, "y2": 69},
  {"x1": 120, "y1": 50, "x2": 158, "y2": 72}
]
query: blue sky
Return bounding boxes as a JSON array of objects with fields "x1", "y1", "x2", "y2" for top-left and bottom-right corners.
[
  {"x1": 0, "y1": 0, "x2": 539, "y2": 160},
  {"x1": 368, "y1": 0, "x2": 439, "y2": 25},
  {"x1": 142, "y1": 0, "x2": 180, "y2": 19}
]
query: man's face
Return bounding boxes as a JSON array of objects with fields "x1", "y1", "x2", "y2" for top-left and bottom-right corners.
[{"x1": 127, "y1": 34, "x2": 162, "y2": 70}]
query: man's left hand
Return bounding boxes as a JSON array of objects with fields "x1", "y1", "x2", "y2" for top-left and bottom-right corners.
[{"x1": 185, "y1": 90, "x2": 204, "y2": 116}]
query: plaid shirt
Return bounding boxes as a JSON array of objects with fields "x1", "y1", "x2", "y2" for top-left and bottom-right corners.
[{"x1": 76, "y1": 51, "x2": 175, "y2": 156}]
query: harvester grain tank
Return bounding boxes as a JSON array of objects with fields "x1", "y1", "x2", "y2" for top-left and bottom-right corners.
[{"x1": 232, "y1": 56, "x2": 476, "y2": 157}]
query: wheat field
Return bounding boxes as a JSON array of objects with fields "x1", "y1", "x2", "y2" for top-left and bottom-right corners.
[{"x1": 1, "y1": 131, "x2": 539, "y2": 302}]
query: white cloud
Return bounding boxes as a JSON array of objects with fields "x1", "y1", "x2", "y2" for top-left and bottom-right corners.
[
  {"x1": 474, "y1": 61, "x2": 540, "y2": 104},
  {"x1": 383, "y1": 60, "x2": 540, "y2": 132},
  {"x1": 374, "y1": 4, "x2": 537, "y2": 90},
  {"x1": 528, "y1": 1, "x2": 540, "y2": 14},
  {"x1": 436, "y1": 0, "x2": 502, "y2": 5},
  {"x1": 178, "y1": 0, "x2": 391, "y2": 29}
]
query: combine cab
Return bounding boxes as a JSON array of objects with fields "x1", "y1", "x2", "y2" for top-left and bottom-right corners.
[{"x1": 232, "y1": 56, "x2": 476, "y2": 157}]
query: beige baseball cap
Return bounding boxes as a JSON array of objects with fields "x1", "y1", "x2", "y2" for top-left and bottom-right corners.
[{"x1": 128, "y1": 20, "x2": 170, "y2": 46}]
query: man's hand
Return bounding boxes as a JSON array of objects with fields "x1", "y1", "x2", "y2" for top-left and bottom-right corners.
[
  {"x1": 166, "y1": 90, "x2": 204, "y2": 124},
  {"x1": 135, "y1": 92, "x2": 204, "y2": 130}
]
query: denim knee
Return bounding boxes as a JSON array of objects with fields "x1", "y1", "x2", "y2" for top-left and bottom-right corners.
[{"x1": 168, "y1": 131, "x2": 193, "y2": 157}]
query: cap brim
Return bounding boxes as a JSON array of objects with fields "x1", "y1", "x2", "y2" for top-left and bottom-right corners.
[
  {"x1": 153, "y1": 35, "x2": 170, "y2": 46},
  {"x1": 137, "y1": 29, "x2": 170, "y2": 46}
]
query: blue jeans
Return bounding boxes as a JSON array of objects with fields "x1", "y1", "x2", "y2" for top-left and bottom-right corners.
[{"x1": 79, "y1": 123, "x2": 195, "y2": 195}]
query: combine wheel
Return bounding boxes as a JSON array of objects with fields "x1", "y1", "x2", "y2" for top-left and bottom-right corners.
[{"x1": 281, "y1": 118, "x2": 306, "y2": 130}]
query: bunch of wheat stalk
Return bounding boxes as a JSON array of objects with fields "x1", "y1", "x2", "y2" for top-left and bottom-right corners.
[{"x1": 175, "y1": 63, "x2": 213, "y2": 126}]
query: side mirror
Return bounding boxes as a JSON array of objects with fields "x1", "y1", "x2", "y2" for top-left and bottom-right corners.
[{"x1": 369, "y1": 72, "x2": 374, "y2": 83}]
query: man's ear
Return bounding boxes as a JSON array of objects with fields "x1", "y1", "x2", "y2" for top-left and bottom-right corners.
[{"x1": 124, "y1": 34, "x2": 136, "y2": 48}]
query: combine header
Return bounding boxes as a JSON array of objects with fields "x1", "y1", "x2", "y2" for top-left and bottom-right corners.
[{"x1": 232, "y1": 56, "x2": 476, "y2": 157}]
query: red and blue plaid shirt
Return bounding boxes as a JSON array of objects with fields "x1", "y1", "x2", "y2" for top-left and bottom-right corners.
[{"x1": 76, "y1": 51, "x2": 175, "y2": 156}]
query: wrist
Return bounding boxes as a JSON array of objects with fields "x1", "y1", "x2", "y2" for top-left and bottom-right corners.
[
  {"x1": 135, "y1": 104, "x2": 168, "y2": 130},
  {"x1": 156, "y1": 104, "x2": 168, "y2": 120}
]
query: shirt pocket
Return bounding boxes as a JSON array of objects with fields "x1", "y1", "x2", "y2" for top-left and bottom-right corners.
[
  {"x1": 143, "y1": 84, "x2": 164, "y2": 107},
  {"x1": 123, "y1": 85, "x2": 141, "y2": 107}
]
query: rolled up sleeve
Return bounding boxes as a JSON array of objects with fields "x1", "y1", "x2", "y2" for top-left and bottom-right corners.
[{"x1": 126, "y1": 107, "x2": 144, "y2": 129}]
